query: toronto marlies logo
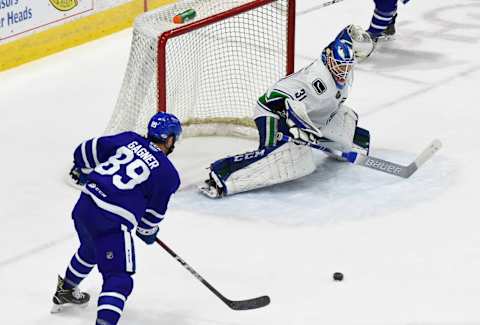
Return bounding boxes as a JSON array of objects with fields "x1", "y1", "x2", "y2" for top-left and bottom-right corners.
[{"x1": 106, "y1": 251, "x2": 114, "y2": 260}]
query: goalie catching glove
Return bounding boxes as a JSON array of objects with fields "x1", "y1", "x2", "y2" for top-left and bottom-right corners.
[{"x1": 285, "y1": 99, "x2": 323, "y2": 144}]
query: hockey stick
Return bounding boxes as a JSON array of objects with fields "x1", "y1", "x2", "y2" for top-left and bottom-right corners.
[
  {"x1": 277, "y1": 133, "x2": 442, "y2": 178},
  {"x1": 155, "y1": 238, "x2": 270, "y2": 310},
  {"x1": 297, "y1": 0, "x2": 347, "y2": 16}
]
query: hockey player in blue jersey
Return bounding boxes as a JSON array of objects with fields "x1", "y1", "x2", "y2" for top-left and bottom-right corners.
[{"x1": 51, "y1": 112, "x2": 182, "y2": 325}]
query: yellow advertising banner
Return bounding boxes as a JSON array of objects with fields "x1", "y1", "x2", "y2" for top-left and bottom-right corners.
[{"x1": 0, "y1": 0, "x2": 173, "y2": 72}]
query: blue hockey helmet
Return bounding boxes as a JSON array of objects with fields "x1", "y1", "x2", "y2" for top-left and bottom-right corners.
[
  {"x1": 322, "y1": 27, "x2": 355, "y2": 89},
  {"x1": 147, "y1": 112, "x2": 182, "y2": 143}
]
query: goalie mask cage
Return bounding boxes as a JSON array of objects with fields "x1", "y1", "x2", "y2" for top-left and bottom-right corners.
[{"x1": 106, "y1": 0, "x2": 295, "y2": 138}]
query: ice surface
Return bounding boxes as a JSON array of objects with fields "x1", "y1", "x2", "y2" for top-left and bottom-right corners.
[{"x1": 1, "y1": 1, "x2": 480, "y2": 324}]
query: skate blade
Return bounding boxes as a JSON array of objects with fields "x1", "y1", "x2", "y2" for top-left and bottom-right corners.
[
  {"x1": 377, "y1": 34, "x2": 395, "y2": 42},
  {"x1": 198, "y1": 184, "x2": 221, "y2": 198},
  {"x1": 50, "y1": 304, "x2": 63, "y2": 314},
  {"x1": 50, "y1": 301, "x2": 89, "y2": 313}
]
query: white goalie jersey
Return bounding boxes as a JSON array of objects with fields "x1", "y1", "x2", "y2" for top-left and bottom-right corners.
[
  {"x1": 254, "y1": 57, "x2": 352, "y2": 130},
  {"x1": 200, "y1": 26, "x2": 365, "y2": 198}
]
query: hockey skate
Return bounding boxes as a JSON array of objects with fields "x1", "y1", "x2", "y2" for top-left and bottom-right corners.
[
  {"x1": 199, "y1": 171, "x2": 225, "y2": 198},
  {"x1": 356, "y1": 15, "x2": 397, "y2": 61},
  {"x1": 51, "y1": 275, "x2": 90, "y2": 313},
  {"x1": 377, "y1": 14, "x2": 397, "y2": 40},
  {"x1": 369, "y1": 14, "x2": 397, "y2": 42}
]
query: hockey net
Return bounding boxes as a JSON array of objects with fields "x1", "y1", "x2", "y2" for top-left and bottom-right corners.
[{"x1": 105, "y1": 0, "x2": 295, "y2": 138}]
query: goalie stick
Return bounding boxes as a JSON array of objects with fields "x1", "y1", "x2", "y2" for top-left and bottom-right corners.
[
  {"x1": 156, "y1": 238, "x2": 270, "y2": 310},
  {"x1": 277, "y1": 133, "x2": 442, "y2": 178}
]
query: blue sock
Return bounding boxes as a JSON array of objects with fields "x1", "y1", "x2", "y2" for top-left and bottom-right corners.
[
  {"x1": 96, "y1": 273, "x2": 133, "y2": 325},
  {"x1": 64, "y1": 250, "x2": 95, "y2": 289}
]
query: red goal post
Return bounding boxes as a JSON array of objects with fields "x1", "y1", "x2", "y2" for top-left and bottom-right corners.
[{"x1": 107, "y1": 0, "x2": 296, "y2": 138}]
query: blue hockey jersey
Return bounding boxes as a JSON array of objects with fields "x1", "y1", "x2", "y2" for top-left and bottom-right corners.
[{"x1": 73, "y1": 131, "x2": 180, "y2": 230}]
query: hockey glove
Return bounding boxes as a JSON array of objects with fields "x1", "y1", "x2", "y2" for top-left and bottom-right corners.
[
  {"x1": 136, "y1": 226, "x2": 159, "y2": 245},
  {"x1": 285, "y1": 99, "x2": 323, "y2": 144},
  {"x1": 287, "y1": 124, "x2": 322, "y2": 144},
  {"x1": 69, "y1": 166, "x2": 91, "y2": 186}
]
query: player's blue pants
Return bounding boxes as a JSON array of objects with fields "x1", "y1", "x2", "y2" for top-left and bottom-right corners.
[
  {"x1": 368, "y1": 0, "x2": 398, "y2": 38},
  {"x1": 64, "y1": 193, "x2": 135, "y2": 325}
]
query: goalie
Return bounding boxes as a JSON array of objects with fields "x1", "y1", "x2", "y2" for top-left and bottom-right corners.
[{"x1": 200, "y1": 25, "x2": 372, "y2": 198}]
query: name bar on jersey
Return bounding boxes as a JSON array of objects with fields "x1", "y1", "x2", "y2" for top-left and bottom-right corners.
[{"x1": 126, "y1": 141, "x2": 160, "y2": 169}]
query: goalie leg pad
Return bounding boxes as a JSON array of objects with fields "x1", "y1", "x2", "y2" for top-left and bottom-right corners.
[{"x1": 204, "y1": 142, "x2": 315, "y2": 197}]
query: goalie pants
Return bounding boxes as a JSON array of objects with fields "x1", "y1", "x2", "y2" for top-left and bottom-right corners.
[{"x1": 64, "y1": 193, "x2": 135, "y2": 325}]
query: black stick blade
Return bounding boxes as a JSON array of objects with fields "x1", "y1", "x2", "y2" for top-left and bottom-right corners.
[{"x1": 227, "y1": 295, "x2": 271, "y2": 310}]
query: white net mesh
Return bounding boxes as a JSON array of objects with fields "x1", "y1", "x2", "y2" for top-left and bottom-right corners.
[{"x1": 106, "y1": 0, "x2": 293, "y2": 138}]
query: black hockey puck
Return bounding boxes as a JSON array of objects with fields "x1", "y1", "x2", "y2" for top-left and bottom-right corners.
[{"x1": 333, "y1": 272, "x2": 344, "y2": 281}]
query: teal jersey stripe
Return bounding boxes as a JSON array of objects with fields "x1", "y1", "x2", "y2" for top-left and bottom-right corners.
[{"x1": 267, "y1": 117, "x2": 277, "y2": 147}]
